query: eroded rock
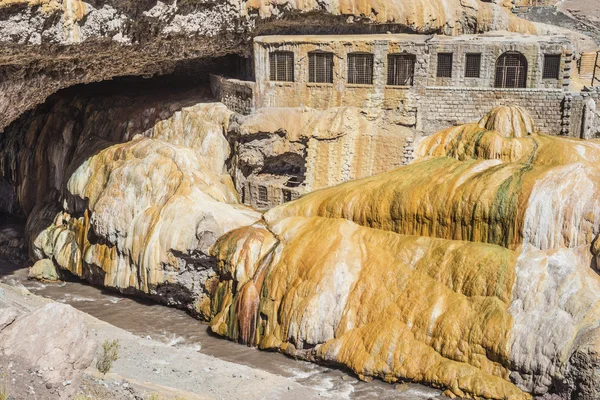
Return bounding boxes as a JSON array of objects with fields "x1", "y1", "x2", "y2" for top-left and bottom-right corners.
[{"x1": 207, "y1": 107, "x2": 600, "y2": 400}]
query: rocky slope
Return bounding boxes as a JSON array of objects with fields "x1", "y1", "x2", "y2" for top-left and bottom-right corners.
[
  {"x1": 0, "y1": 281, "x2": 323, "y2": 400},
  {"x1": 207, "y1": 106, "x2": 600, "y2": 400},
  {"x1": 0, "y1": 0, "x2": 585, "y2": 133}
]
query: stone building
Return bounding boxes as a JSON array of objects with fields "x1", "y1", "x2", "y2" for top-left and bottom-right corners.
[
  {"x1": 211, "y1": 32, "x2": 599, "y2": 208},
  {"x1": 252, "y1": 33, "x2": 573, "y2": 134}
]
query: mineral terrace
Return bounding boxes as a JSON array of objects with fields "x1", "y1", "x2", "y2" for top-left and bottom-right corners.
[{"x1": 1, "y1": 0, "x2": 600, "y2": 399}]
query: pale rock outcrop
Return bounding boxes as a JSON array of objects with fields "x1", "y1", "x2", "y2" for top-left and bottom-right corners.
[
  {"x1": 0, "y1": 303, "x2": 96, "y2": 398},
  {"x1": 29, "y1": 258, "x2": 60, "y2": 281},
  {"x1": 207, "y1": 107, "x2": 600, "y2": 399},
  {"x1": 235, "y1": 106, "x2": 411, "y2": 194},
  {"x1": 31, "y1": 135, "x2": 260, "y2": 316},
  {"x1": 0, "y1": 88, "x2": 260, "y2": 316}
]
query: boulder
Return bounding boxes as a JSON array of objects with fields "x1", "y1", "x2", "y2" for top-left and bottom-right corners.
[{"x1": 28, "y1": 258, "x2": 60, "y2": 281}]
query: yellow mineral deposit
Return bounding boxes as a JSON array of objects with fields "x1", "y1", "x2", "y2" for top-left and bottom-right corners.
[
  {"x1": 30, "y1": 104, "x2": 261, "y2": 316},
  {"x1": 243, "y1": 0, "x2": 537, "y2": 35},
  {"x1": 208, "y1": 106, "x2": 600, "y2": 399}
]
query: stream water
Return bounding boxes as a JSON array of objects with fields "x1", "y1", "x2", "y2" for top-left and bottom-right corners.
[{"x1": 0, "y1": 251, "x2": 444, "y2": 400}]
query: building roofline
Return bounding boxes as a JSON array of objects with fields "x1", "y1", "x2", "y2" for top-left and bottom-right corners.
[{"x1": 254, "y1": 32, "x2": 571, "y2": 45}]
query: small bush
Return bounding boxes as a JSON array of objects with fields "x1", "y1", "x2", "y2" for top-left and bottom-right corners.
[
  {"x1": 0, "y1": 372, "x2": 9, "y2": 400},
  {"x1": 96, "y1": 339, "x2": 120, "y2": 375}
]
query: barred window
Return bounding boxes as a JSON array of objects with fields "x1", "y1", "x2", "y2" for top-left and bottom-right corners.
[
  {"x1": 282, "y1": 189, "x2": 292, "y2": 203},
  {"x1": 436, "y1": 53, "x2": 453, "y2": 78},
  {"x1": 495, "y1": 52, "x2": 528, "y2": 88},
  {"x1": 348, "y1": 53, "x2": 374, "y2": 85},
  {"x1": 269, "y1": 51, "x2": 294, "y2": 82},
  {"x1": 309, "y1": 51, "x2": 334, "y2": 83},
  {"x1": 465, "y1": 53, "x2": 482, "y2": 78},
  {"x1": 543, "y1": 54, "x2": 561, "y2": 79},
  {"x1": 258, "y1": 186, "x2": 268, "y2": 203},
  {"x1": 387, "y1": 54, "x2": 416, "y2": 86}
]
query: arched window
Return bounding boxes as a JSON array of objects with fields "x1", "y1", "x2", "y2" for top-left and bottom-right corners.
[{"x1": 495, "y1": 52, "x2": 528, "y2": 88}]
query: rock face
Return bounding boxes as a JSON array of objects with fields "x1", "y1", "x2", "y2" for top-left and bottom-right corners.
[
  {"x1": 0, "y1": 86, "x2": 260, "y2": 316},
  {"x1": 233, "y1": 107, "x2": 412, "y2": 208},
  {"x1": 207, "y1": 106, "x2": 600, "y2": 400},
  {"x1": 0, "y1": 302, "x2": 96, "y2": 398},
  {"x1": 29, "y1": 258, "x2": 59, "y2": 281},
  {"x1": 0, "y1": 0, "x2": 575, "y2": 134}
]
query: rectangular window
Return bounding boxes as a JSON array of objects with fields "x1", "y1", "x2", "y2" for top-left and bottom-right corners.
[
  {"x1": 258, "y1": 186, "x2": 268, "y2": 203},
  {"x1": 309, "y1": 51, "x2": 334, "y2": 83},
  {"x1": 348, "y1": 53, "x2": 374, "y2": 85},
  {"x1": 465, "y1": 53, "x2": 482, "y2": 78},
  {"x1": 282, "y1": 189, "x2": 292, "y2": 203},
  {"x1": 437, "y1": 53, "x2": 453, "y2": 78},
  {"x1": 387, "y1": 54, "x2": 416, "y2": 86},
  {"x1": 269, "y1": 51, "x2": 294, "y2": 82},
  {"x1": 543, "y1": 54, "x2": 561, "y2": 79}
]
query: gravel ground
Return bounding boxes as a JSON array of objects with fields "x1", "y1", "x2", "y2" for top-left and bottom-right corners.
[{"x1": 0, "y1": 282, "x2": 323, "y2": 400}]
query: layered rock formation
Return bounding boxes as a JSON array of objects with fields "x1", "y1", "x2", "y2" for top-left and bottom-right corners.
[
  {"x1": 0, "y1": 0, "x2": 584, "y2": 133},
  {"x1": 232, "y1": 107, "x2": 412, "y2": 207},
  {"x1": 0, "y1": 86, "x2": 260, "y2": 315},
  {"x1": 207, "y1": 106, "x2": 600, "y2": 399}
]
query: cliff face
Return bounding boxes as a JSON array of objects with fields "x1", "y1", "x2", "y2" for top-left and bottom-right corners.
[
  {"x1": 0, "y1": 86, "x2": 260, "y2": 315},
  {"x1": 232, "y1": 107, "x2": 412, "y2": 208},
  {"x1": 208, "y1": 107, "x2": 600, "y2": 400},
  {"x1": 0, "y1": 0, "x2": 572, "y2": 133}
]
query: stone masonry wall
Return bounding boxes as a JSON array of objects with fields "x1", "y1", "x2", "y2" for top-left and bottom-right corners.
[
  {"x1": 419, "y1": 87, "x2": 566, "y2": 135},
  {"x1": 210, "y1": 74, "x2": 255, "y2": 115}
]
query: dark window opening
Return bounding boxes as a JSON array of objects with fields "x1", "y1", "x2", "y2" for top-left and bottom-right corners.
[
  {"x1": 348, "y1": 53, "x2": 374, "y2": 85},
  {"x1": 258, "y1": 186, "x2": 268, "y2": 203},
  {"x1": 309, "y1": 51, "x2": 334, "y2": 83},
  {"x1": 282, "y1": 189, "x2": 293, "y2": 203},
  {"x1": 436, "y1": 53, "x2": 453, "y2": 78},
  {"x1": 387, "y1": 54, "x2": 416, "y2": 86},
  {"x1": 543, "y1": 55, "x2": 561, "y2": 79},
  {"x1": 495, "y1": 52, "x2": 528, "y2": 88},
  {"x1": 269, "y1": 51, "x2": 294, "y2": 82},
  {"x1": 465, "y1": 53, "x2": 482, "y2": 78}
]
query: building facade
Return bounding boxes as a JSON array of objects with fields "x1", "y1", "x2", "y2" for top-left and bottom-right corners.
[{"x1": 252, "y1": 33, "x2": 573, "y2": 135}]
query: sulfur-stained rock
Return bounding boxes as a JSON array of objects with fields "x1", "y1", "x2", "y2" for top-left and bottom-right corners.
[
  {"x1": 234, "y1": 107, "x2": 412, "y2": 196},
  {"x1": 207, "y1": 107, "x2": 600, "y2": 400},
  {"x1": 0, "y1": 88, "x2": 261, "y2": 317},
  {"x1": 28, "y1": 258, "x2": 60, "y2": 281}
]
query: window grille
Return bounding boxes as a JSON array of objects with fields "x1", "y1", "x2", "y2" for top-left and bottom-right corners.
[
  {"x1": 543, "y1": 55, "x2": 561, "y2": 79},
  {"x1": 269, "y1": 51, "x2": 294, "y2": 82},
  {"x1": 348, "y1": 53, "x2": 374, "y2": 85},
  {"x1": 282, "y1": 189, "x2": 292, "y2": 203},
  {"x1": 436, "y1": 53, "x2": 453, "y2": 78},
  {"x1": 258, "y1": 186, "x2": 268, "y2": 203},
  {"x1": 309, "y1": 51, "x2": 334, "y2": 83},
  {"x1": 495, "y1": 52, "x2": 528, "y2": 88},
  {"x1": 465, "y1": 53, "x2": 482, "y2": 78},
  {"x1": 387, "y1": 54, "x2": 416, "y2": 86}
]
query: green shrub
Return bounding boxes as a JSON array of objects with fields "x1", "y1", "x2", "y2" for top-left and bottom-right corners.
[{"x1": 96, "y1": 339, "x2": 120, "y2": 375}]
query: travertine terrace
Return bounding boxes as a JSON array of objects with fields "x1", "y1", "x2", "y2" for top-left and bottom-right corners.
[{"x1": 1, "y1": 1, "x2": 600, "y2": 399}]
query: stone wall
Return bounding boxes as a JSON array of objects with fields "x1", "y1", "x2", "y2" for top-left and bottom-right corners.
[
  {"x1": 210, "y1": 75, "x2": 255, "y2": 115},
  {"x1": 419, "y1": 87, "x2": 566, "y2": 134},
  {"x1": 252, "y1": 33, "x2": 573, "y2": 135},
  {"x1": 570, "y1": 89, "x2": 600, "y2": 139}
]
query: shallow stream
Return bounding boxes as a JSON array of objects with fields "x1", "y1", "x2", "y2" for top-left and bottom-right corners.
[{"x1": 0, "y1": 256, "x2": 443, "y2": 400}]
